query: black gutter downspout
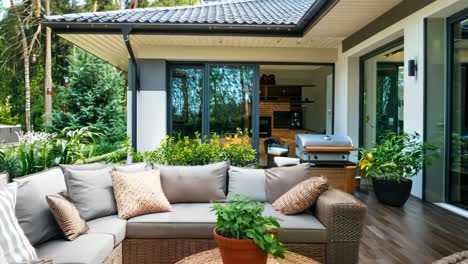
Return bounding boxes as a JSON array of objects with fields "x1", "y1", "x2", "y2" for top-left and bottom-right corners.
[{"x1": 122, "y1": 26, "x2": 139, "y2": 151}]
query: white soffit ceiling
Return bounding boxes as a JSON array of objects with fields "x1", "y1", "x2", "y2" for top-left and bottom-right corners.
[{"x1": 304, "y1": 0, "x2": 403, "y2": 39}]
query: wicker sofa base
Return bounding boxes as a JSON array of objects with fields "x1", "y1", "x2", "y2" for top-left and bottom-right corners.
[
  {"x1": 122, "y1": 239, "x2": 327, "y2": 264},
  {"x1": 104, "y1": 243, "x2": 123, "y2": 264}
]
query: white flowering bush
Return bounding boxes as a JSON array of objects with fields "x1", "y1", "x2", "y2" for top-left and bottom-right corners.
[
  {"x1": 16, "y1": 131, "x2": 56, "y2": 145},
  {"x1": 0, "y1": 127, "x2": 101, "y2": 178}
]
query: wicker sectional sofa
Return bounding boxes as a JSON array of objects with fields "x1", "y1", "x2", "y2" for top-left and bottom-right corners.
[{"x1": 1, "y1": 163, "x2": 367, "y2": 264}]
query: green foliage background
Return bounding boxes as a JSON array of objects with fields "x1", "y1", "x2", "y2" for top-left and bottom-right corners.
[
  {"x1": 48, "y1": 50, "x2": 127, "y2": 145},
  {"x1": 0, "y1": 0, "x2": 200, "y2": 130}
]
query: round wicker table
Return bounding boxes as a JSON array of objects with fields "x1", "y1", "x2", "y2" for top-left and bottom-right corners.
[{"x1": 176, "y1": 248, "x2": 320, "y2": 264}]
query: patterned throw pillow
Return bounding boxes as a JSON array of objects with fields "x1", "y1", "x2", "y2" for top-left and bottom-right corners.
[
  {"x1": 0, "y1": 183, "x2": 37, "y2": 263},
  {"x1": 46, "y1": 194, "x2": 89, "y2": 241},
  {"x1": 272, "y1": 176, "x2": 329, "y2": 215},
  {"x1": 112, "y1": 170, "x2": 171, "y2": 220}
]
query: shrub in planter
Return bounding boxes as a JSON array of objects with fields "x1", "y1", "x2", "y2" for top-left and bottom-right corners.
[
  {"x1": 358, "y1": 132, "x2": 437, "y2": 206},
  {"x1": 211, "y1": 195, "x2": 285, "y2": 264},
  {"x1": 145, "y1": 133, "x2": 223, "y2": 165},
  {"x1": 145, "y1": 130, "x2": 258, "y2": 167}
]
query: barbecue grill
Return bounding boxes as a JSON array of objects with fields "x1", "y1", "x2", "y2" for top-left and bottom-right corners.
[{"x1": 295, "y1": 134, "x2": 355, "y2": 163}]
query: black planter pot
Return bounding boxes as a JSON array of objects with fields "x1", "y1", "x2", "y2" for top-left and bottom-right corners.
[{"x1": 372, "y1": 179, "x2": 412, "y2": 207}]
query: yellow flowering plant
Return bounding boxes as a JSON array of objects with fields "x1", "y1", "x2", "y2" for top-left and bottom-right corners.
[{"x1": 358, "y1": 132, "x2": 438, "y2": 182}]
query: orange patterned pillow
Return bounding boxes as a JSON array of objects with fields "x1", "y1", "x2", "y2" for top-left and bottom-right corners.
[
  {"x1": 46, "y1": 194, "x2": 89, "y2": 240},
  {"x1": 111, "y1": 170, "x2": 171, "y2": 220},
  {"x1": 272, "y1": 176, "x2": 329, "y2": 215}
]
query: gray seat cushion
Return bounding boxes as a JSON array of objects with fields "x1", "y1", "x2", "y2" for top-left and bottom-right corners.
[
  {"x1": 87, "y1": 215, "x2": 126, "y2": 247},
  {"x1": 36, "y1": 234, "x2": 114, "y2": 264},
  {"x1": 127, "y1": 203, "x2": 216, "y2": 239},
  {"x1": 263, "y1": 204, "x2": 326, "y2": 243},
  {"x1": 126, "y1": 203, "x2": 326, "y2": 243}
]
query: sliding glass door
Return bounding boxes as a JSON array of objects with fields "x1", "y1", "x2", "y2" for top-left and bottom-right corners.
[
  {"x1": 448, "y1": 14, "x2": 468, "y2": 208},
  {"x1": 209, "y1": 65, "x2": 255, "y2": 135},
  {"x1": 168, "y1": 63, "x2": 258, "y2": 147},
  {"x1": 361, "y1": 42, "x2": 404, "y2": 148},
  {"x1": 169, "y1": 66, "x2": 204, "y2": 137}
]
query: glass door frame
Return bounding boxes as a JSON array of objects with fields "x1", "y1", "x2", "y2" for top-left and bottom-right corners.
[
  {"x1": 166, "y1": 63, "x2": 205, "y2": 138},
  {"x1": 446, "y1": 8, "x2": 468, "y2": 208},
  {"x1": 167, "y1": 62, "x2": 261, "y2": 152},
  {"x1": 358, "y1": 37, "x2": 404, "y2": 148},
  {"x1": 167, "y1": 61, "x2": 336, "y2": 154}
]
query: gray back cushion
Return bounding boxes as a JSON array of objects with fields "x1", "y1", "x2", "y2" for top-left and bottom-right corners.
[
  {"x1": 59, "y1": 163, "x2": 107, "y2": 171},
  {"x1": 157, "y1": 162, "x2": 229, "y2": 203},
  {"x1": 0, "y1": 173, "x2": 8, "y2": 188},
  {"x1": 13, "y1": 168, "x2": 66, "y2": 245},
  {"x1": 61, "y1": 165, "x2": 116, "y2": 221},
  {"x1": 114, "y1": 162, "x2": 152, "y2": 173},
  {"x1": 227, "y1": 166, "x2": 267, "y2": 202},
  {"x1": 265, "y1": 163, "x2": 310, "y2": 203}
]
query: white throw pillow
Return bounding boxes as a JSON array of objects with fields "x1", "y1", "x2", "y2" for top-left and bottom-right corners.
[{"x1": 0, "y1": 183, "x2": 37, "y2": 263}]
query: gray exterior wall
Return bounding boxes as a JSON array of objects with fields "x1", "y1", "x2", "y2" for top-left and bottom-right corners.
[{"x1": 127, "y1": 59, "x2": 167, "y2": 152}]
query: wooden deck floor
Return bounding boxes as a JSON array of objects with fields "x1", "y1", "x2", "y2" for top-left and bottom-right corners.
[{"x1": 354, "y1": 188, "x2": 468, "y2": 264}]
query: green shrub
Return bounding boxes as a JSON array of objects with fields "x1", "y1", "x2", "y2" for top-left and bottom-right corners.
[
  {"x1": 0, "y1": 100, "x2": 20, "y2": 125},
  {"x1": 49, "y1": 49, "x2": 126, "y2": 144},
  {"x1": 145, "y1": 130, "x2": 258, "y2": 166},
  {"x1": 221, "y1": 142, "x2": 257, "y2": 167},
  {"x1": 0, "y1": 127, "x2": 102, "y2": 178}
]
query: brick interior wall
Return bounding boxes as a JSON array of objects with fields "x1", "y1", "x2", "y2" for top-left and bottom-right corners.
[{"x1": 259, "y1": 102, "x2": 290, "y2": 128}]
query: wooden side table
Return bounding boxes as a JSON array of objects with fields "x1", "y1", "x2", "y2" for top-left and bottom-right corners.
[{"x1": 176, "y1": 248, "x2": 320, "y2": 264}]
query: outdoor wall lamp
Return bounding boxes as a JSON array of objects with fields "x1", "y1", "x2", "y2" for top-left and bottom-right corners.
[{"x1": 408, "y1": 59, "x2": 417, "y2": 77}]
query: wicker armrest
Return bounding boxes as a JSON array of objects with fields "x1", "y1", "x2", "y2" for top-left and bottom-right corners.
[{"x1": 315, "y1": 189, "x2": 367, "y2": 264}]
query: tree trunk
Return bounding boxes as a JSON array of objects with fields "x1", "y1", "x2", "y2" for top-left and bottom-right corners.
[
  {"x1": 33, "y1": 0, "x2": 41, "y2": 17},
  {"x1": 93, "y1": 0, "x2": 98, "y2": 12},
  {"x1": 10, "y1": 0, "x2": 32, "y2": 131},
  {"x1": 44, "y1": 0, "x2": 52, "y2": 125}
]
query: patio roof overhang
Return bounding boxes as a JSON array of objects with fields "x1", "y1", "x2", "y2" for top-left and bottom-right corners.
[
  {"x1": 44, "y1": 0, "x2": 404, "y2": 70},
  {"x1": 44, "y1": 0, "x2": 336, "y2": 37}
]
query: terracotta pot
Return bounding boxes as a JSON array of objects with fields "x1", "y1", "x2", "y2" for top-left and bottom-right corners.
[{"x1": 213, "y1": 228, "x2": 268, "y2": 264}]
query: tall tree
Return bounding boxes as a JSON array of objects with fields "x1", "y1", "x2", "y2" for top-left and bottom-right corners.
[
  {"x1": 49, "y1": 50, "x2": 127, "y2": 143},
  {"x1": 9, "y1": 0, "x2": 42, "y2": 131},
  {"x1": 44, "y1": 0, "x2": 52, "y2": 125}
]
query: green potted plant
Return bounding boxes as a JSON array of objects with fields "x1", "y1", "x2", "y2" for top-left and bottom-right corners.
[
  {"x1": 211, "y1": 195, "x2": 286, "y2": 264},
  {"x1": 358, "y1": 132, "x2": 437, "y2": 207}
]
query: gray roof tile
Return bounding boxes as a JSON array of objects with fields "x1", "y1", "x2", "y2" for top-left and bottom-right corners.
[{"x1": 46, "y1": 0, "x2": 316, "y2": 26}]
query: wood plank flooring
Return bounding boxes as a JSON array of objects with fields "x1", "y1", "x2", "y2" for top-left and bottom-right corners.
[{"x1": 354, "y1": 188, "x2": 468, "y2": 264}]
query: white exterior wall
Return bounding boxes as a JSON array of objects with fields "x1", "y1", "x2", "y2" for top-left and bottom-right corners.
[{"x1": 333, "y1": 0, "x2": 468, "y2": 198}]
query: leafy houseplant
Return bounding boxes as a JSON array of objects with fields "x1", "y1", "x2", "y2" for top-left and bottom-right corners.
[
  {"x1": 211, "y1": 195, "x2": 285, "y2": 264},
  {"x1": 358, "y1": 132, "x2": 437, "y2": 206}
]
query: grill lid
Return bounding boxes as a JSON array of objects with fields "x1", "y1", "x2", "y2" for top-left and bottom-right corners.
[{"x1": 296, "y1": 134, "x2": 354, "y2": 152}]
